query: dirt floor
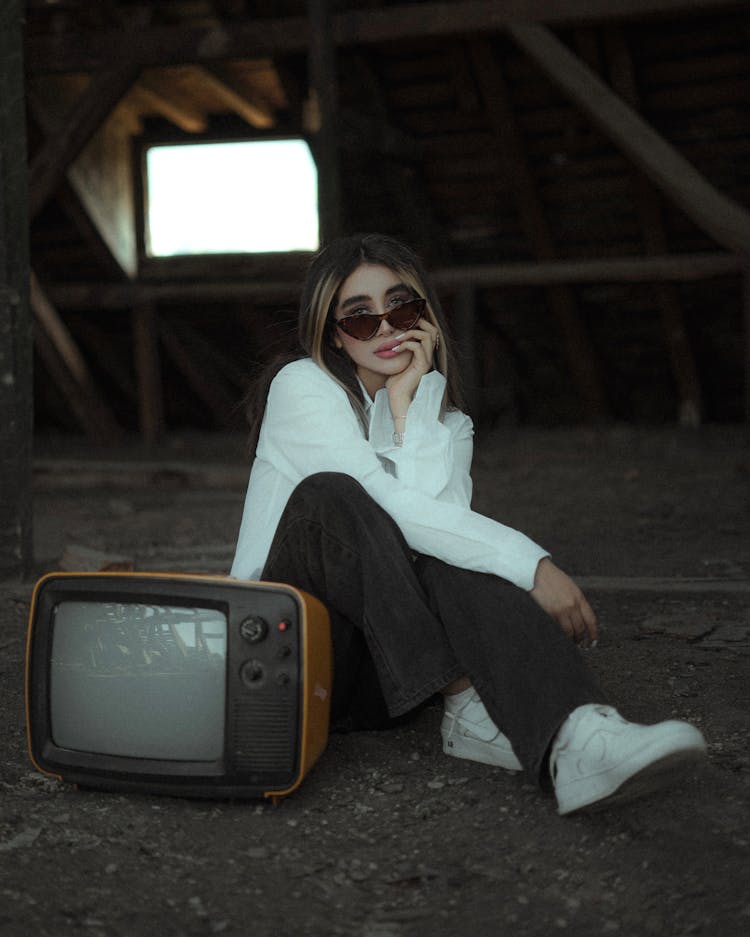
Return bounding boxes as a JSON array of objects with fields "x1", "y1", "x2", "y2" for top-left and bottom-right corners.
[{"x1": 1, "y1": 425, "x2": 749, "y2": 937}]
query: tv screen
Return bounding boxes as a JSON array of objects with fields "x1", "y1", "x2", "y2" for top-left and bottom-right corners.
[
  {"x1": 26, "y1": 573, "x2": 332, "y2": 801},
  {"x1": 50, "y1": 600, "x2": 228, "y2": 761}
]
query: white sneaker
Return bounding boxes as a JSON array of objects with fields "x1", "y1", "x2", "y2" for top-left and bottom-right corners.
[
  {"x1": 441, "y1": 690, "x2": 522, "y2": 771},
  {"x1": 551, "y1": 704, "x2": 707, "y2": 815}
]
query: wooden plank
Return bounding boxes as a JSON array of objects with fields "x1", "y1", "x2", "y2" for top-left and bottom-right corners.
[
  {"x1": 0, "y1": 0, "x2": 33, "y2": 578},
  {"x1": 28, "y1": 60, "x2": 141, "y2": 219},
  {"x1": 30, "y1": 272, "x2": 123, "y2": 443},
  {"x1": 26, "y1": 1, "x2": 748, "y2": 73},
  {"x1": 507, "y1": 21, "x2": 750, "y2": 256},
  {"x1": 470, "y1": 38, "x2": 608, "y2": 419}
]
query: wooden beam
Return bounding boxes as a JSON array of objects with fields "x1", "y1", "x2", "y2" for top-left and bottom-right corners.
[
  {"x1": 28, "y1": 99, "x2": 138, "y2": 278},
  {"x1": 196, "y1": 64, "x2": 276, "y2": 129},
  {"x1": 745, "y1": 271, "x2": 750, "y2": 421},
  {"x1": 134, "y1": 75, "x2": 209, "y2": 133},
  {"x1": 604, "y1": 25, "x2": 703, "y2": 425},
  {"x1": 26, "y1": 1, "x2": 747, "y2": 73},
  {"x1": 30, "y1": 271, "x2": 123, "y2": 443},
  {"x1": 0, "y1": 0, "x2": 33, "y2": 578},
  {"x1": 28, "y1": 60, "x2": 141, "y2": 219},
  {"x1": 307, "y1": 0, "x2": 343, "y2": 242},
  {"x1": 507, "y1": 22, "x2": 750, "y2": 257},
  {"x1": 470, "y1": 38, "x2": 608, "y2": 419},
  {"x1": 431, "y1": 253, "x2": 744, "y2": 286},
  {"x1": 42, "y1": 252, "x2": 744, "y2": 309}
]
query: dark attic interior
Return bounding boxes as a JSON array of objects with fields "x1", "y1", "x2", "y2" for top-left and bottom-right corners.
[{"x1": 2, "y1": 0, "x2": 750, "y2": 576}]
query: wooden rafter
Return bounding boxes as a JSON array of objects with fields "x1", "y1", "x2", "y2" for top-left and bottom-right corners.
[
  {"x1": 28, "y1": 60, "x2": 141, "y2": 219},
  {"x1": 602, "y1": 25, "x2": 704, "y2": 424},
  {"x1": 196, "y1": 64, "x2": 276, "y2": 129},
  {"x1": 30, "y1": 271, "x2": 122, "y2": 443},
  {"x1": 135, "y1": 73, "x2": 209, "y2": 133},
  {"x1": 470, "y1": 38, "x2": 608, "y2": 419},
  {"x1": 26, "y1": 1, "x2": 748, "y2": 73},
  {"x1": 507, "y1": 21, "x2": 750, "y2": 257}
]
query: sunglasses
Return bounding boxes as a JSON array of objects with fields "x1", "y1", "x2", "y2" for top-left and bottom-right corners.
[{"x1": 335, "y1": 297, "x2": 427, "y2": 341}]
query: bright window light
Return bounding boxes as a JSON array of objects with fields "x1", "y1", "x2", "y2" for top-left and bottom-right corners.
[{"x1": 145, "y1": 139, "x2": 319, "y2": 255}]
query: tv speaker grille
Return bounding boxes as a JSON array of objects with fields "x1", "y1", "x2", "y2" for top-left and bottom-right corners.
[{"x1": 231, "y1": 695, "x2": 297, "y2": 774}]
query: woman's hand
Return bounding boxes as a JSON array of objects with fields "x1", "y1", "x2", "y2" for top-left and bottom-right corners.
[
  {"x1": 385, "y1": 317, "x2": 440, "y2": 414},
  {"x1": 530, "y1": 557, "x2": 598, "y2": 646}
]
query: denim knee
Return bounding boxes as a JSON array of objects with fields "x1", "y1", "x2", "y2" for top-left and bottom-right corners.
[{"x1": 287, "y1": 472, "x2": 370, "y2": 515}]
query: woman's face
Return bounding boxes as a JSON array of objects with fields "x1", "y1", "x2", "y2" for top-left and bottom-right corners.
[{"x1": 332, "y1": 263, "x2": 420, "y2": 397}]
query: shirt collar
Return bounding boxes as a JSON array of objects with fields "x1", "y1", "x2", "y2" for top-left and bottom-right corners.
[{"x1": 357, "y1": 377, "x2": 374, "y2": 414}]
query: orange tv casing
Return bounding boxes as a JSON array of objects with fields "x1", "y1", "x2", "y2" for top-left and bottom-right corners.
[{"x1": 26, "y1": 572, "x2": 332, "y2": 803}]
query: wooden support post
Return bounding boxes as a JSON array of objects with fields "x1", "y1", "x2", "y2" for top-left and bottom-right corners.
[
  {"x1": 0, "y1": 1, "x2": 33, "y2": 578},
  {"x1": 30, "y1": 272, "x2": 122, "y2": 444},
  {"x1": 132, "y1": 301, "x2": 165, "y2": 444},
  {"x1": 307, "y1": 0, "x2": 343, "y2": 243},
  {"x1": 745, "y1": 271, "x2": 750, "y2": 423}
]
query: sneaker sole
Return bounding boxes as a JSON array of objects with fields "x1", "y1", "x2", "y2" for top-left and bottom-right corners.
[
  {"x1": 557, "y1": 737, "x2": 707, "y2": 815},
  {"x1": 442, "y1": 732, "x2": 522, "y2": 772}
]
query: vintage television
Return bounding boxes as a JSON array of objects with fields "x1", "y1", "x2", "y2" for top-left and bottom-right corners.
[{"x1": 26, "y1": 572, "x2": 332, "y2": 802}]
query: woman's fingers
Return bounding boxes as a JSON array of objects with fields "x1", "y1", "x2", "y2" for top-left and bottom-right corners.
[{"x1": 531, "y1": 558, "x2": 599, "y2": 646}]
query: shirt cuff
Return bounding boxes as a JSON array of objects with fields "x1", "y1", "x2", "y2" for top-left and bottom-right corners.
[{"x1": 369, "y1": 371, "x2": 447, "y2": 452}]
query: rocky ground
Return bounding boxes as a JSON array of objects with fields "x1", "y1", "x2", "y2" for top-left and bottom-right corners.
[{"x1": 1, "y1": 425, "x2": 749, "y2": 937}]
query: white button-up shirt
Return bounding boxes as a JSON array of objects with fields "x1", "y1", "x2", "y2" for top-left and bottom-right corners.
[{"x1": 230, "y1": 358, "x2": 548, "y2": 590}]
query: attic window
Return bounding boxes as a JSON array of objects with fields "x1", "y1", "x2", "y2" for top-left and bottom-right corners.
[{"x1": 144, "y1": 139, "x2": 319, "y2": 256}]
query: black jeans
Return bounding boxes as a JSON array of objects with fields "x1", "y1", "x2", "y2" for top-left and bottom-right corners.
[{"x1": 261, "y1": 472, "x2": 606, "y2": 783}]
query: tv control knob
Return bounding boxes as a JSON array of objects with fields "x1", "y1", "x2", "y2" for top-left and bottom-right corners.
[
  {"x1": 240, "y1": 659, "x2": 265, "y2": 687},
  {"x1": 240, "y1": 615, "x2": 268, "y2": 644}
]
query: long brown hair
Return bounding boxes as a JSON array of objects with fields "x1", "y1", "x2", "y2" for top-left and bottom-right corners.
[{"x1": 246, "y1": 233, "x2": 464, "y2": 459}]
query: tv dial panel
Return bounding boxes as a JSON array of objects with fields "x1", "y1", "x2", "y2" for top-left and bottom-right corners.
[{"x1": 238, "y1": 612, "x2": 296, "y2": 690}]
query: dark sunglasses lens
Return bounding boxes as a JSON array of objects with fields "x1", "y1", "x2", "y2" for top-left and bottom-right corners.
[
  {"x1": 341, "y1": 314, "x2": 380, "y2": 340},
  {"x1": 390, "y1": 300, "x2": 422, "y2": 330}
]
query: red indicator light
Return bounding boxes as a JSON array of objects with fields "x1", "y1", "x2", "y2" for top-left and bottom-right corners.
[{"x1": 277, "y1": 619, "x2": 290, "y2": 632}]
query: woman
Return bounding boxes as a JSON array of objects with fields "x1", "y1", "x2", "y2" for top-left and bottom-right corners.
[{"x1": 231, "y1": 233, "x2": 706, "y2": 815}]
